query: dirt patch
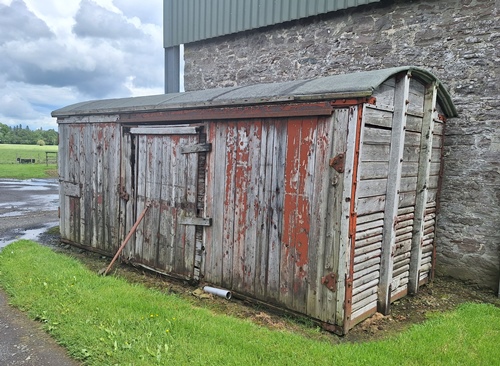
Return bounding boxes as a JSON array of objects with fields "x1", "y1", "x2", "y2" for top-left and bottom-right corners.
[{"x1": 38, "y1": 229, "x2": 500, "y2": 344}]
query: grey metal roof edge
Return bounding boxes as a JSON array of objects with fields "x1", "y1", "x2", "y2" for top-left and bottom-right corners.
[{"x1": 52, "y1": 66, "x2": 457, "y2": 119}]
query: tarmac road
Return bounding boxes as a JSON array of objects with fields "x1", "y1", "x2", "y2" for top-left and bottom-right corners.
[{"x1": 0, "y1": 178, "x2": 80, "y2": 365}]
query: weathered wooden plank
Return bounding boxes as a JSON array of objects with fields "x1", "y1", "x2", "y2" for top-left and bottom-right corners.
[
  {"x1": 307, "y1": 115, "x2": 334, "y2": 319},
  {"x1": 203, "y1": 123, "x2": 224, "y2": 283},
  {"x1": 354, "y1": 242, "x2": 382, "y2": 256},
  {"x1": 186, "y1": 134, "x2": 200, "y2": 278},
  {"x1": 362, "y1": 127, "x2": 391, "y2": 145},
  {"x1": 353, "y1": 257, "x2": 381, "y2": 274},
  {"x1": 61, "y1": 181, "x2": 81, "y2": 198},
  {"x1": 255, "y1": 120, "x2": 271, "y2": 299},
  {"x1": 433, "y1": 121, "x2": 444, "y2": 135},
  {"x1": 406, "y1": 115, "x2": 423, "y2": 133},
  {"x1": 241, "y1": 121, "x2": 262, "y2": 296},
  {"x1": 281, "y1": 117, "x2": 315, "y2": 312},
  {"x1": 327, "y1": 109, "x2": 349, "y2": 325},
  {"x1": 134, "y1": 134, "x2": 147, "y2": 260},
  {"x1": 372, "y1": 78, "x2": 396, "y2": 107},
  {"x1": 336, "y1": 106, "x2": 359, "y2": 326},
  {"x1": 363, "y1": 108, "x2": 393, "y2": 129},
  {"x1": 130, "y1": 126, "x2": 198, "y2": 135},
  {"x1": 360, "y1": 144, "x2": 391, "y2": 162},
  {"x1": 358, "y1": 161, "x2": 389, "y2": 180},
  {"x1": 398, "y1": 192, "x2": 417, "y2": 208},
  {"x1": 230, "y1": 121, "x2": 251, "y2": 293},
  {"x1": 394, "y1": 239, "x2": 412, "y2": 254},
  {"x1": 395, "y1": 219, "x2": 414, "y2": 230},
  {"x1": 353, "y1": 249, "x2": 382, "y2": 265},
  {"x1": 82, "y1": 125, "x2": 93, "y2": 247},
  {"x1": 355, "y1": 234, "x2": 383, "y2": 248},
  {"x1": 266, "y1": 120, "x2": 286, "y2": 300},
  {"x1": 357, "y1": 178, "x2": 388, "y2": 198},
  {"x1": 352, "y1": 293, "x2": 378, "y2": 313},
  {"x1": 351, "y1": 300, "x2": 379, "y2": 324},
  {"x1": 378, "y1": 72, "x2": 410, "y2": 315},
  {"x1": 352, "y1": 286, "x2": 378, "y2": 305},
  {"x1": 356, "y1": 195, "x2": 386, "y2": 216},
  {"x1": 356, "y1": 218, "x2": 384, "y2": 233},
  {"x1": 356, "y1": 212, "x2": 385, "y2": 225},
  {"x1": 180, "y1": 142, "x2": 212, "y2": 154},
  {"x1": 355, "y1": 223, "x2": 384, "y2": 241},
  {"x1": 178, "y1": 216, "x2": 212, "y2": 226},
  {"x1": 393, "y1": 264, "x2": 410, "y2": 277},
  {"x1": 353, "y1": 270, "x2": 380, "y2": 289},
  {"x1": 222, "y1": 122, "x2": 237, "y2": 288},
  {"x1": 353, "y1": 262, "x2": 380, "y2": 280},
  {"x1": 407, "y1": 79, "x2": 425, "y2": 115},
  {"x1": 353, "y1": 278, "x2": 379, "y2": 296}
]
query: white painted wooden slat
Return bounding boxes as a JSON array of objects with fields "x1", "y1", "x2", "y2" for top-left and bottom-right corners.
[
  {"x1": 353, "y1": 249, "x2": 382, "y2": 264},
  {"x1": 355, "y1": 225, "x2": 384, "y2": 240},
  {"x1": 351, "y1": 299, "x2": 378, "y2": 321},
  {"x1": 352, "y1": 293, "x2": 378, "y2": 313},
  {"x1": 353, "y1": 257, "x2": 381, "y2": 275},
  {"x1": 356, "y1": 219, "x2": 384, "y2": 233},
  {"x1": 355, "y1": 234, "x2": 383, "y2": 248},
  {"x1": 356, "y1": 195, "x2": 386, "y2": 216},
  {"x1": 356, "y1": 212, "x2": 385, "y2": 225},
  {"x1": 378, "y1": 72, "x2": 410, "y2": 315},
  {"x1": 337, "y1": 105, "x2": 359, "y2": 325}
]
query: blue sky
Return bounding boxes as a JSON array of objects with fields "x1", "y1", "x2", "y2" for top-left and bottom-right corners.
[{"x1": 0, "y1": 0, "x2": 164, "y2": 130}]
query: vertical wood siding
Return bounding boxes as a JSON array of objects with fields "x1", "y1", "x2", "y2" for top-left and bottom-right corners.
[
  {"x1": 204, "y1": 114, "x2": 347, "y2": 323},
  {"x1": 57, "y1": 75, "x2": 446, "y2": 333},
  {"x1": 129, "y1": 130, "x2": 201, "y2": 280},
  {"x1": 59, "y1": 123, "x2": 121, "y2": 252}
]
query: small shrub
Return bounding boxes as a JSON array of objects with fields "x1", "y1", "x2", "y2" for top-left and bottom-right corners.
[{"x1": 37, "y1": 139, "x2": 46, "y2": 146}]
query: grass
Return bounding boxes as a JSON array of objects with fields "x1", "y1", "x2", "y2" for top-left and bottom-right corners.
[
  {"x1": 0, "y1": 144, "x2": 58, "y2": 179},
  {"x1": 1, "y1": 240, "x2": 499, "y2": 365}
]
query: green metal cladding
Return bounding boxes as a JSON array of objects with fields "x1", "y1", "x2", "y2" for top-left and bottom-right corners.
[{"x1": 164, "y1": 0, "x2": 381, "y2": 47}]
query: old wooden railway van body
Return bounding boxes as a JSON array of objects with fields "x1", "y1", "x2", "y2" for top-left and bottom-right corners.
[{"x1": 53, "y1": 67, "x2": 456, "y2": 333}]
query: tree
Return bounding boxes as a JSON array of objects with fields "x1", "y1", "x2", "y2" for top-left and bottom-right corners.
[{"x1": 0, "y1": 124, "x2": 58, "y2": 145}]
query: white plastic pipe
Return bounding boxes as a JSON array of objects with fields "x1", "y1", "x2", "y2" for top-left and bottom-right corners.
[{"x1": 203, "y1": 286, "x2": 232, "y2": 300}]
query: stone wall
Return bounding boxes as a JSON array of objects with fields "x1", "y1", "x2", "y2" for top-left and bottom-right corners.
[{"x1": 184, "y1": 0, "x2": 500, "y2": 290}]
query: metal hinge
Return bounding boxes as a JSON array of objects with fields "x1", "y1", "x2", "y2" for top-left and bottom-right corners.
[
  {"x1": 321, "y1": 272, "x2": 337, "y2": 292},
  {"x1": 329, "y1": 153, "x2": 345, "y2": 173}
]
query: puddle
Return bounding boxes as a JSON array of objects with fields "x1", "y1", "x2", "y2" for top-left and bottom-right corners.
[{"x1": 0, "y1": 221, "x2": 59, "y2": 250}]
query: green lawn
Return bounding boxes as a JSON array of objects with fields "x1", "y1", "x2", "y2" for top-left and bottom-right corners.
[
  {"x1": 1, "y1": 240, "x2": 499, "y2": 366},
  {"x1": 0, "y1": 144, "x2": 58, "y2": 179}
]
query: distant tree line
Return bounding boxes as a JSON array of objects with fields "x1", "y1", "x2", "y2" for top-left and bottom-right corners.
[{"x1": 0, "y1": 123, "x2": 58, "y2": 145}]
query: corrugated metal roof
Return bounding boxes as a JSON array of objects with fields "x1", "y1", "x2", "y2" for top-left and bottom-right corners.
[
  {"x1": 164, "y1": 0, "x2": 381, "y2": 47},
  {"x1": 52, "y1": 67, "x2": 458, "y2": 118}
]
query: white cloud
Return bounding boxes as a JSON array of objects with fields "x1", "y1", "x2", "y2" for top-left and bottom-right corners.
[{"x1": 0, "y1": 0, "x2": 164, "y2": 130}]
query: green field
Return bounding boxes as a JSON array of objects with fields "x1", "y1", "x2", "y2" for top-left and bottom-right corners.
[{"x1": 0, "y1": 144, "x2": 58, "y2": 179}]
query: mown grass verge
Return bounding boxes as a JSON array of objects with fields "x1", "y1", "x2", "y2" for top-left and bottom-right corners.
[
  {"x1": 1, "y1": 240, "x2": 499, "y2": 365},
  {"x1": 0, "y1": 163, "x2": 58, "y2": 179}
]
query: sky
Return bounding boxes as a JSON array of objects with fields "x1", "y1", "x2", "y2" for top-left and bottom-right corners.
[{"x1": 0, "y1": 0, "x2": 165, "y2": 130}]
